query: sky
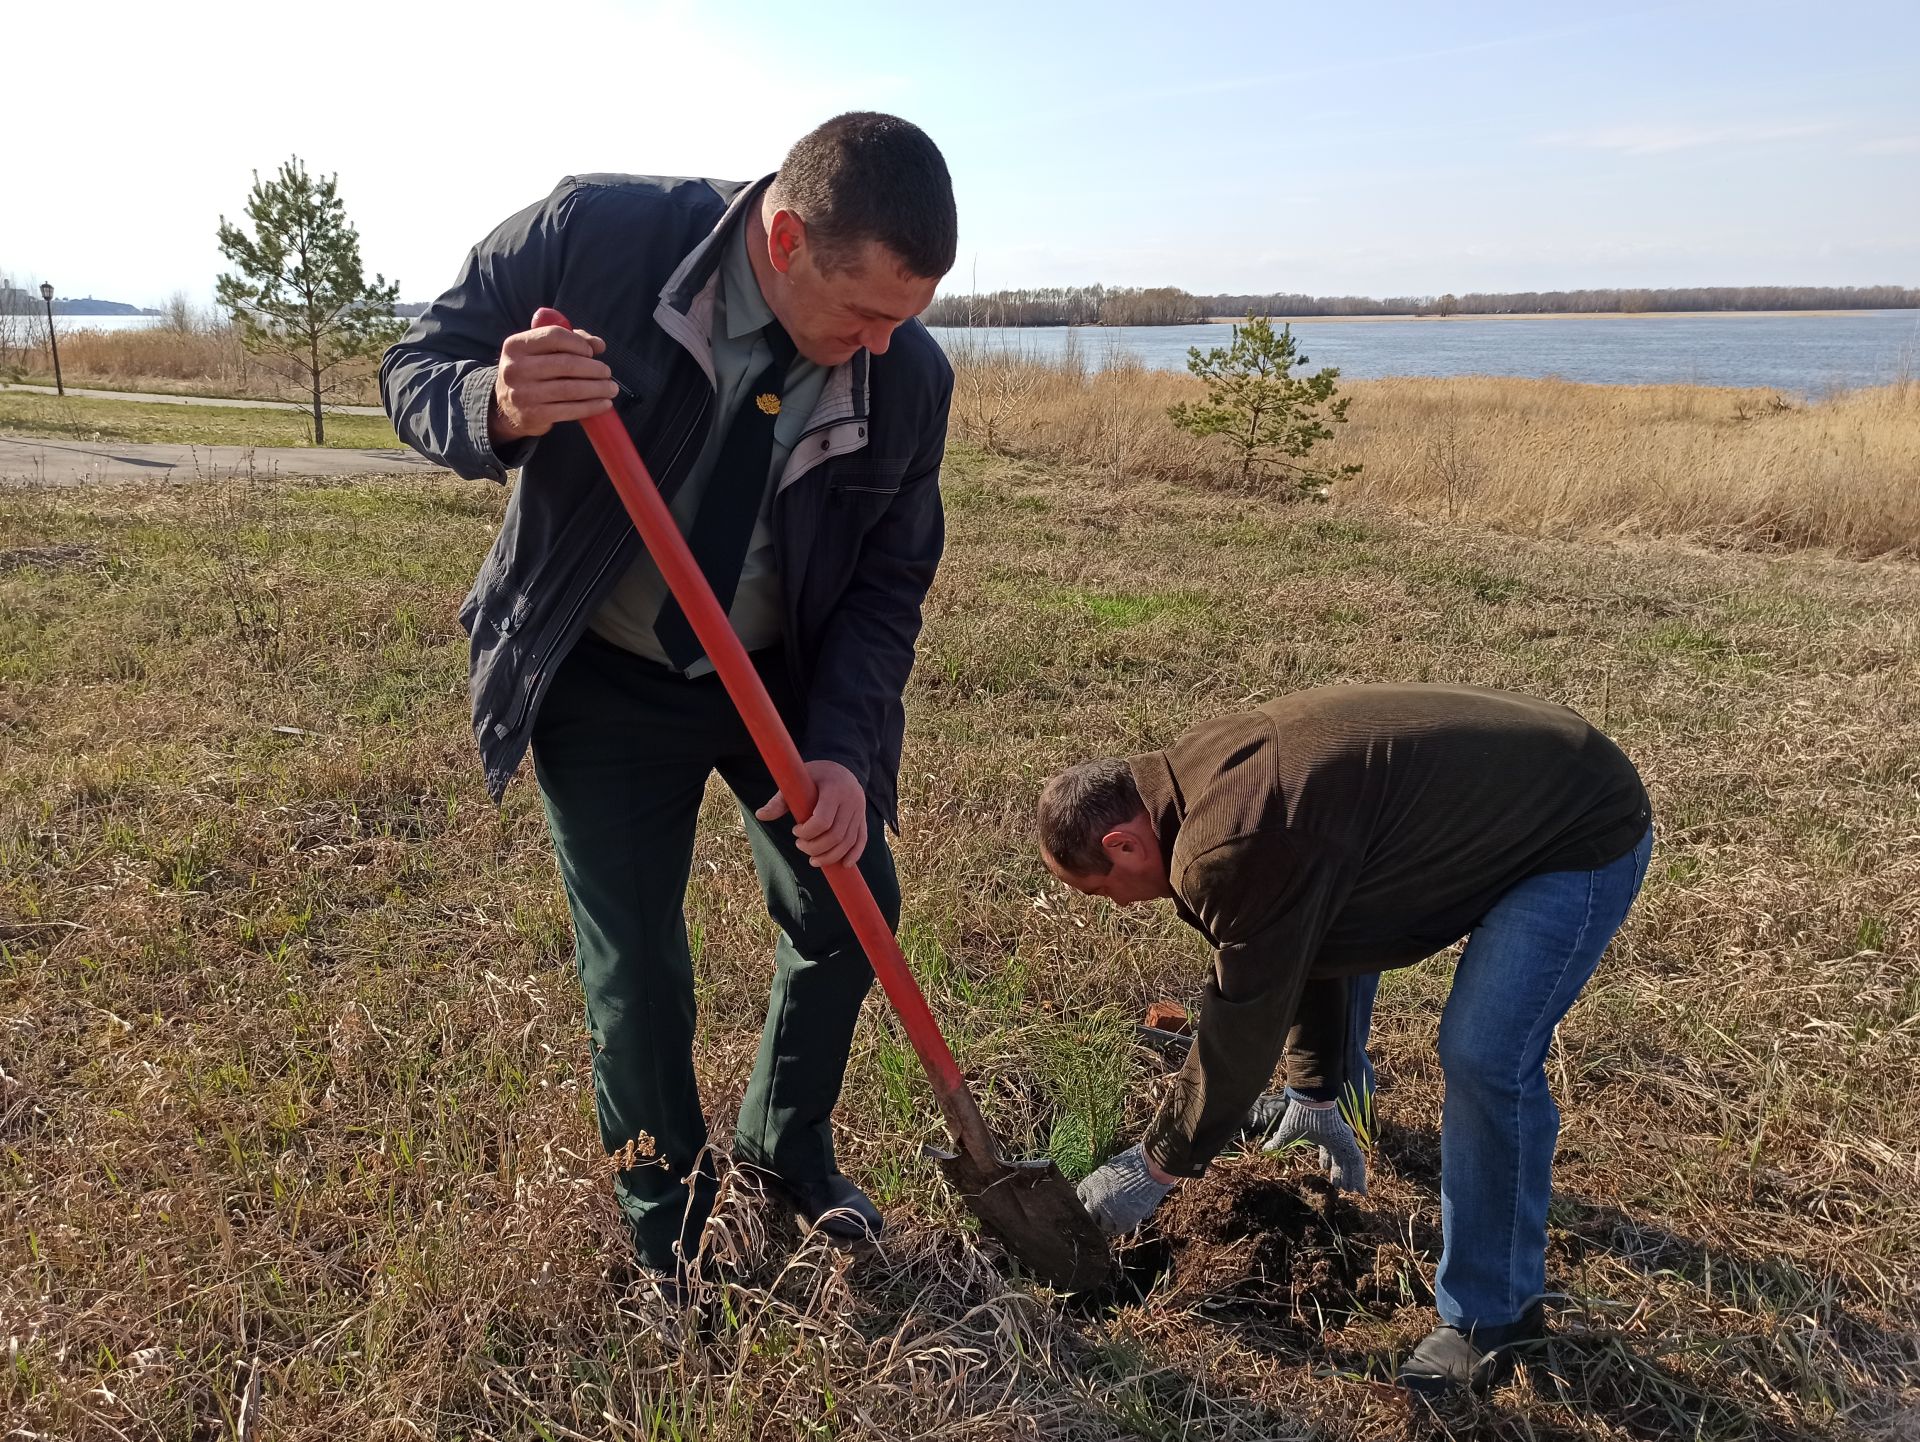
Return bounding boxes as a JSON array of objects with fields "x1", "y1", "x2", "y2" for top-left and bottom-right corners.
[{"x1": 8, "y1": 0, "x2": 1918, "y2": 309}]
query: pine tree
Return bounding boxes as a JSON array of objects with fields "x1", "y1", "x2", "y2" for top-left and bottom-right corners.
[
  {"x1": 1168, "y1": 316, "x2": 1359, "y2": 498},
  {"x1": 216, "y1": 158, "x2": 402, "y2": 444}
]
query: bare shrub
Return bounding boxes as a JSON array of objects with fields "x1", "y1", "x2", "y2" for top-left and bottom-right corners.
[
  {"x1": 1421, "y1": 398, "x2": 1483, "y2": 521},
  {"x1": 204, "y1": 468, "x2": 293, "y2": 672},
  {"x1": 947, "y1": 334, "x2": 1041, "y2": 454},
  {"x1": 0, "y1": 266, "x2": 43, "y2": 381}
]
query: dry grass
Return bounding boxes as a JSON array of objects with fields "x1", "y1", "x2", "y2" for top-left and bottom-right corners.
[
  {"x1": 948, "y1": 350, "x2": 1920, "y2": 558},
  {"x1": 4, "y1": 322, "x2": 381, "y2": 406},
  {"x1": 2, "y1": 454, "x2": 1917, "y2": 1438}
]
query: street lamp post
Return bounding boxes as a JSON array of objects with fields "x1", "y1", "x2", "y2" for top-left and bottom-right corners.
[{"x1": 39, "y1": 282, "x2": 64, "y2": 397}]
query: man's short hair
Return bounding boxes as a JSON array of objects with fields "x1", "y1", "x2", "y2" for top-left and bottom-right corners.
[
  {"x1": 1037, "y1": 759, "x2": 1143, "y2": 876},
  {"x1": 769, "y1": 112, "x2": 957, "y2": 280}
]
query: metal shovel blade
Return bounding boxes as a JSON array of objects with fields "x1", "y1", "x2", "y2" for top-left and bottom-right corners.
[{"x1": 932, "y1": 1147, "x2": 1117, "y2": 1293}]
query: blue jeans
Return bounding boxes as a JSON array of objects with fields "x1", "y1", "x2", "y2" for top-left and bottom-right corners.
[
  {"x1": 1288, "y1": 975, "x2": 1379, "y2": 1112},
  {"x1": 1313, "y1": 833, "x2": 1649, "y2": 1327},
  {"x1": 1343, "y1": 972, "x2": 1378, "y2": 1110},
  {"x1": 1430, "y1": 829, "x2": 1653, "y2": 1329}
]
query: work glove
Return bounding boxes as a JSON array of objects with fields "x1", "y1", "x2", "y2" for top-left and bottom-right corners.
[
  {"x1": 1076, "y1": 1144, "x2": 1176, "y2": 1236},
  {"x1": 1242, "y1": 1088, "x2": 1369, "y2": 1194}
]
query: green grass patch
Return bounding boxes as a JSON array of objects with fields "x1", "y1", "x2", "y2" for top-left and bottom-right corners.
[
  {"x1": 1410, "y1": 556, "x2": 1529, "y2": 603},
  {"x1": 1037, "y1": 585, "x2": 1209, "y2": 628},
  {"x1": 0, "y1": 390, "x2": 401, "y2": 449}
]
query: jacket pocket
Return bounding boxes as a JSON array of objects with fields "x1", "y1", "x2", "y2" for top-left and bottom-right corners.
[
  {"x1": 827, "y1": 457, "x2": 911, "y2": 497},
  {"x1": 602, "y1": 341, "x2": 668, "y2": 410},
  {"x1": 460, "y1": 541, "x2": 513, "y2": 636}
]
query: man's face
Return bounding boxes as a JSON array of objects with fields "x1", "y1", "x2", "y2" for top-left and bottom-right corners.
[
  {"x1": 1042, "y1": 825, "x2": 1169, "y2": 907},
  {"x1": 761, "y1": 211, "x2": 940, "y2": 367}
]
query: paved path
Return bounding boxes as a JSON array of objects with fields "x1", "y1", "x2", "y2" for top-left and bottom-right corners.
[
  {"x1": 0, "y1": 435, "x2": 439, "y2": 486},
  {"x1": 1, "y1": 382, "x2": 386, "y2": 416}
]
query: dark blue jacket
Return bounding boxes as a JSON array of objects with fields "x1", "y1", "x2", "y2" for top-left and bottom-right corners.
[{"x1": 379, "y1": 174, "x2": 951, "y2": 821}]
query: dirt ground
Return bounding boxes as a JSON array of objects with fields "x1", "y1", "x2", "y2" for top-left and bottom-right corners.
[{"x1": 1086, "y1": 1031, "x2": 1905, "y2": 1441}]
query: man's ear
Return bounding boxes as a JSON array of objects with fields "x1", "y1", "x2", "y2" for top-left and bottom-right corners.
[
  {"x1": 766, "y1": 210, "x2": 804, "y2": 275},
  {"x1": 1100, "y1": 828, "x2": 1136, "y2": 861}
]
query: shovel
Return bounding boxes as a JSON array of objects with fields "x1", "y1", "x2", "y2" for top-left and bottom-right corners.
[{"x1": 533, "y1": 308, "x2": 1115, "y2": 1293}]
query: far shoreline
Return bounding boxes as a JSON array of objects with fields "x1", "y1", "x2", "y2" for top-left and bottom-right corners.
[
  {"x1": 1213, "y1": 309, "x2": 1912, "y2": 325},
  {"x1": 929, "y1": 309, "x2": 1913, "y2": 329}
]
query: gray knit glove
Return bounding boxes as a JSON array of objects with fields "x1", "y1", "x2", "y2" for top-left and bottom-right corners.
[
  {"x1": 1076, "y1": 1144, "x2": 1176, "y2": 1236},
  {"x1": 1243, "y1": 1089, "x2": 1369, "y2": 1194}
]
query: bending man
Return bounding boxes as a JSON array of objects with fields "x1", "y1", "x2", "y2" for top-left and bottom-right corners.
[{"x1": 1041, "y1": 684, "x2": 1652, "y2": 1394}]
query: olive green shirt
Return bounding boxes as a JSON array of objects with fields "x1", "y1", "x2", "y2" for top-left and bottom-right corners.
[
  {"x1": 589, "y1": 223, "x2": 828, "y2": 672},
  {"x1": 1134, "y1": 684, "x2": 1651, "y2": 1177}
]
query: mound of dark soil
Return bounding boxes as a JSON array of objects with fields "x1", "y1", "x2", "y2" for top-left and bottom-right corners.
[{"x1": 1130, "y1": 1162, "x2": 1420, "y2": 1330}]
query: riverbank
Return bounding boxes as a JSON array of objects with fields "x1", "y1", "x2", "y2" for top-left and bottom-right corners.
[
  {"x1": 1, "y1": 321, "x2": 382, "y2": 406},
  {"x1": 948, "y1": 357, "x2": 1920, "y2": 558},
  {"x1": 15, "y1": 308, "x2": 1919, "y2": 404},
  {"x1": 5, "y1": 368, "x2": 1915, "y2": 555}
]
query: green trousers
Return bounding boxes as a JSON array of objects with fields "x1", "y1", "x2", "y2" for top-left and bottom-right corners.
[{"x1": 531, "y1": 632, "x2": 897, "y2": 1269}]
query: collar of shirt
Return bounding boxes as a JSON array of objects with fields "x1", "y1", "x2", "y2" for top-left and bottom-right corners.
[
  {"x1": 712, "y1": 215, "x2": 825, "y2": 457},
  {"x1": 721, "y1": 219, "x2": 776, "y2": 342}
]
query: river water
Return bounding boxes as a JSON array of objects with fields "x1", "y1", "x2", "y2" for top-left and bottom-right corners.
[
  {"x1": 15, "y1": 313, "x2": 163, "y2": 333},
  {"x1": 34, "y1": 309, "x2": 1920, "y2": 392},
  {"x1": 929, "y1": 310, "x2": 1920, "y2": 392}
]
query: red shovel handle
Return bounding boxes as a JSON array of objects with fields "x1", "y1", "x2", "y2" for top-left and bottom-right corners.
[{"x1": 533, "y1": 307, "x2": 998, "y2": 1162}]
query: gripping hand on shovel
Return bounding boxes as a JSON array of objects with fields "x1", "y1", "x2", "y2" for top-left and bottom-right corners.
[
  {"x1": 755, "y1": 759, "x2": 868, "y2": 868},
  {"x1": 1243, "y1": 1090, "x2": 1368, "y2": 1194}
]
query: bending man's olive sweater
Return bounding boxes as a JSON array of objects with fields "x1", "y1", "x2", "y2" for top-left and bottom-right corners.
[{"x1": 1132, "y1": 684, "x2": 1650, "y2": 1177}]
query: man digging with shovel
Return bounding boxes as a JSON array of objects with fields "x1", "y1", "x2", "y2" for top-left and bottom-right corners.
[
  {"x1": 1041, "y1": 684, "x2": 1653, "y2": 1394},
  {"x1": 382, "y1": 114, "x2": 957, "y2": 1292}
]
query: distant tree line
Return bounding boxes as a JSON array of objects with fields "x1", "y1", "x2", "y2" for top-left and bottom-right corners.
[
  {"x1": 923, "y1": 283, "x2": 1920, "y2": 327},
  {"x1": 0, "y1": 286, "x2": 158, "y2": 317},
  {"x1": 923, "y1": 284, "x2": 1211, "y2": 327}
]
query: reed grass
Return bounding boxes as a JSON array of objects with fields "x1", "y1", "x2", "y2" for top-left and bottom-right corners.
[{"x1": 947, "y1": 346, "x2": 1920, "y2": 558}]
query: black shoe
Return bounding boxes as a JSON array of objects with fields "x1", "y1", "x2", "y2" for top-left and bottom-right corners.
[
  {"x1": 633, "y1": 1262, "x2": 692, "y2": 1309},
  {"x1": 609, "y1": 1252, "x2": 706, "y2": 1310},
  {"x1": 602, "y1": 1255, "x2": 694, "y2": 1332},
  {"x1": 740, "y1": 1163, "x2": 885, "y2": 1242},
  {"x1": 615, "y1": 1259, "x2": 730, "y2": 1346},
  {"x1": 1397, "y1": 1303, "x2": 1546, "y2": 1396}
]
